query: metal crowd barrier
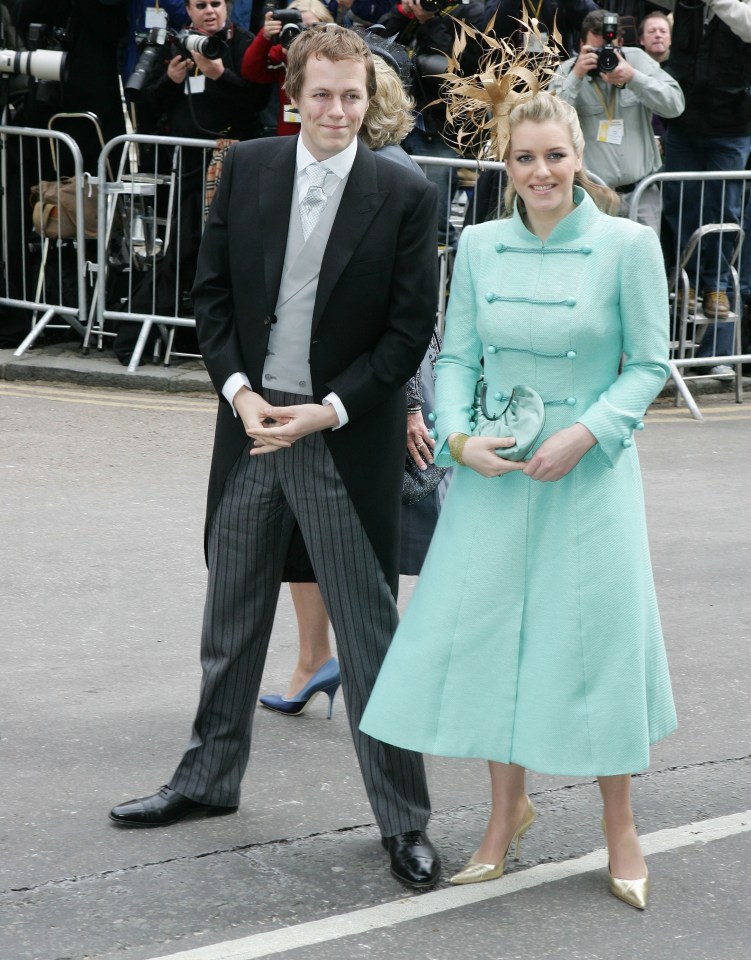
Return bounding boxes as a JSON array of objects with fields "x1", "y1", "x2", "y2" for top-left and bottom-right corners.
[
  {"x1": 412, "y1": 155, "x2": 506, "y2": 336},
  {"x1": 2, "y1": 128, "x2": 748, "y2": 416},
  {"x1": 0, "y1": 124, "x2": 89, "y2": 355},
  {"x1": 630, "y1": 170, "x2": 750, "y2": 421},
  {"x1": 91, "y1": 132, "x2": 217, "y2": 373}
]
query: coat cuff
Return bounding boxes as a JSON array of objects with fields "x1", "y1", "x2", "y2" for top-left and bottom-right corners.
[{"x1": 577, "y1": 402, "x2": 646, "y2": 468}]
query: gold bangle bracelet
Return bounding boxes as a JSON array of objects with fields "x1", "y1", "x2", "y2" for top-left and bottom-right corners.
[{"x1": 448, "y1": 433, "x2": 470, "y2": 465}]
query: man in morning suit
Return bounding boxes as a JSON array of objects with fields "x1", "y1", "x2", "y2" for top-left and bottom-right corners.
[{"x1": 109, "y1": 24, "x2": 441, "y2": 889}]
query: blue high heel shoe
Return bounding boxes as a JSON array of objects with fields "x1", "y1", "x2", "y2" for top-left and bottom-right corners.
[{"x1": 259, "y1": 658, "x2": 341, "y2": 719}]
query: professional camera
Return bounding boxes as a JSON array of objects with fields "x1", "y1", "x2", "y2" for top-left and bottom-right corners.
[
  {"x1": 171, "y1": 28, "x2": 224, "y2": 60},
  {"x1": 0, "y1": 22, "x2": 68, "y2": 82},
  {"x1": 590, "y1": 13, "x2": 620, "y2": 76},
  {"x1": 0, "y1": 47, "x2": 67, "y2": 82},
  {"x1": 272, "y1": 10, "x2": 304, "y2": 49},
  {"x1": 125, "y1": 27, "x2": 167, "y2": 97}
]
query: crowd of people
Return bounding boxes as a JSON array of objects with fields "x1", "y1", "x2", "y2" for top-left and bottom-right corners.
[
  {"x1": 2, "y1": 0, "x2": 750, "y2": 365},
  {"x1": 1, "y1": 0, "x2": 749, "y2": 912}
]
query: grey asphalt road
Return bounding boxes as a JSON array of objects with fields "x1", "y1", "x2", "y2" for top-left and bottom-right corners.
[{"x1": 1, "y1": 382, "x2": 749, "y2": 960}]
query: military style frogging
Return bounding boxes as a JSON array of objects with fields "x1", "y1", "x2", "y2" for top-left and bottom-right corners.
[{"x1": 361, "y1": 187, "x2": 677, "y2": 777}]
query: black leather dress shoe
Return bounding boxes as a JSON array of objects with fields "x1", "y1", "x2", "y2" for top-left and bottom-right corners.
[
  {"x1": 109, "y1": 786, "x2": 238, "y2": 827},
  {"x1": 381, "y1": 830, "x2": 440, "y2": 889}
]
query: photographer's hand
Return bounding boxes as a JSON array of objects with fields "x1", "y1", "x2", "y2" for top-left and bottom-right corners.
[
  {"x1": 401, "y1": 0, "x2": 436, "y2": 23},
  {"x1": 601, "y1": 49, "x2": 635, "y2": 87},
  {"x1": 193, "y1": 49, "x2": 224, "y2": 80},
  {"x1": 572, "y1": 45, "x2": 599, "y2": 79},
  {"x1": 263, "y1": 10, "x2": 283, "y2": 40},
  {"x1": 167, "y1": 54, "x2": 192, "y2": 83}
]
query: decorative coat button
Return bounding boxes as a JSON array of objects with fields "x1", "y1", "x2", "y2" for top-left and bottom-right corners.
[
  {"x1": 580, "y1": 245, "x2": 592, "y2": 255},
  {"x1": 264, "y1": 374, "x2": 272, "y2": 381},
  {"x1": 622, "y1": 437, "x2": 633, "y2": 448},
  {"x1": 566, "y1": 350, "x2": 577, "y2": 359},
  {"x1": 487, "y1": 345, "x2": 497, "y2": 354},
  {"x1": 428, "y1": 429, "x2": 437, "y2": 439},
  {"x1": 565, "y1": 297, "x2": 576, "y2": 307},
  {"x1": 494, "y1": 392, "x2": 502, "y2": 401},
  {"x1": 298, "y1": 380, "x2": 306, "y2": 387},
  {"x1": 485, "y1": 292, "x2": 495, "y2": 303},
  {"x1": 428, "y1": 412, "x2": 436, "y2": 422},
  {"x1": 635, "y1": 421, "x2": 645, "y2": 431},
  {"x1": 495, "y1": 242, "x2": 506, "y2": 253},
  {"x1": 565, "y1": 397, "x2": 576, "y2": 406}
]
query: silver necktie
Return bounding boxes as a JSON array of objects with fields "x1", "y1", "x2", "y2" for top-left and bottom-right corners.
[{"x1": 300, "y1": 163, "x2": 330, "y2": 241}]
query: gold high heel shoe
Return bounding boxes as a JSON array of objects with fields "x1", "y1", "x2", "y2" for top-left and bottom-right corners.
[
  {"x1": 602, "y1": 818, "x2": 649, "y2": 910},
  {"x1": 450, "y1": 797, "x2": 537, "y2": 885},
  {"x1": 608, "y1": 870, "x2": 649, "y2": 910}
]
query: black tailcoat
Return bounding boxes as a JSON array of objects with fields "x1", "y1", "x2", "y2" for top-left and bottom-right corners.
[{"x1": 192, "y1": 135, "x2": 439, "y2": 595}]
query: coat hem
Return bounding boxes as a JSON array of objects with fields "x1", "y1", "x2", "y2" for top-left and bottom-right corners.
[{"x1": 361, "y1": 721, "x2": 678, "y2": 779}]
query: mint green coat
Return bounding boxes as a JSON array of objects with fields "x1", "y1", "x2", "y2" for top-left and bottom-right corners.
[{"x1": 361, "y1": 189, "x2": 677, "y2": 776}]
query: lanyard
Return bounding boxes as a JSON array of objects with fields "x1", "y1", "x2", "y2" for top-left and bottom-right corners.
[{"x1": 591, "y1": 80, "x2": 617, "y2": 121}]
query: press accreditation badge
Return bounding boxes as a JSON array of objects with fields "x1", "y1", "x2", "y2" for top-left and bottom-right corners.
[
  {"x1": 283, "y1": 103, "x2": 301, "y2": 125},
  {"x1": 597, "y1": 119, "x2": 624, "y2": 145},
  {"x1": 145, "y1": 6, "x2": 168, "y2": 28},
  {"x1": 188, "y1": 75, "x2": 206, "y2": 94}
]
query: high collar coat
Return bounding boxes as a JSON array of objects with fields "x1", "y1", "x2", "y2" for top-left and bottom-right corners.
[{"x1": 191, "y1": 136, "x2": 439, "y2": 595}]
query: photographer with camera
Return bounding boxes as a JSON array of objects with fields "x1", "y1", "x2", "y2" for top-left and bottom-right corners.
[
  {"x1": 134, "y1": 0, "x2": 266, "y2": 141},
  {"x1": 552, "y1": 9, "x2": 683, "y2": 232},
  {"x1": 240, "y1": 0, "x2": 333, "y2": 136},
  {"x1": 379, "y1": 0, "x2": 485, "y2": 243},
  {"x1": 114, "y1": 0, "x2": 268, "y2": 365}
]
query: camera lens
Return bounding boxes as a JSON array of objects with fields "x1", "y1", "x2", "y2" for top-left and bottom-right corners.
[{"x1": 598, "y1": 47, "x2": 619, "y2": 73}]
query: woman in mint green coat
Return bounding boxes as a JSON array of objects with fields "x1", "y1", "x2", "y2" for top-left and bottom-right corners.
[{"x1": 361, "y1": 93, "x2": 676, "y2": 909}]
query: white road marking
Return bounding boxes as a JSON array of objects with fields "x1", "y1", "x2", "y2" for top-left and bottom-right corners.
[
  {"x1": 149, "y1": 810, "x2": 751, "y2": 960},
  {"x1": 0, "y1": 382, "x2": 214, "y2": 412}
]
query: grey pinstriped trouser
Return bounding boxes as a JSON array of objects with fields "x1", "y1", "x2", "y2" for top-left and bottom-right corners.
[{"x1": 169, "y1": 391, "x2": 431, "y2": 837}]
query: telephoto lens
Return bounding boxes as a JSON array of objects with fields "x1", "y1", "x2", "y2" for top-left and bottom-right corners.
[
  {"x1": 179, "y1": 30, "x2": 224, "y2": 59},
  {"x1": 125, "y1": 41, "x2": 164, "y2": 97},
  {"x1": 0, "y1": 47, "x2": 67, "y2": 82}
]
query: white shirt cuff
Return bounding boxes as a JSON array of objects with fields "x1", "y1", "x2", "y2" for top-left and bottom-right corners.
[
  {"x1": 223, "y1": 372, "x2": 251, "y2": 414},
  {"x1": 322, "y1": 392, "x2": 348, "y2": 429}
]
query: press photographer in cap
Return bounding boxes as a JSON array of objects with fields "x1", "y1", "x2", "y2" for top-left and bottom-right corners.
[{"x1": 552, "y1": 8, "x2": 684, "y2": 232}]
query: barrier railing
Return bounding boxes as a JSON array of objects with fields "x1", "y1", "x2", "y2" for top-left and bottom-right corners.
[
  {"x1": 412, "y1": 156, "x2": 505, "y2": 335},
  {"x1": 90, "y1": 132, "x2": 217, "y2": 373},
  {"x1": 630, "y1": 170, "x2": 750, "y2": 420},
  {"x1": 2, "y1": 129, "x2": 748, "y2": 416},
  {"x1": 0, "y1": 124, "x2": 88, "y2": 355}
]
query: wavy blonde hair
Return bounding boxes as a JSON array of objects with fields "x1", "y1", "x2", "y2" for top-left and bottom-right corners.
[
  {"x1": 503, "y1": 92, "x2": 620, "y2": 216},
  {"x1": 360, "y1": 56, "x2": 415, "y2": 150}
]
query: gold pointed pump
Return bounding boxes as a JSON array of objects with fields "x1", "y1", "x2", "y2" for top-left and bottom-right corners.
[
  {"x1": 602, "y1": 818, "x2": 649, "y2": 910},
  {"x1": 608, "y1": 869, "x2": 649, "y2": 910},
  {"x1": 450, "y1": 797, "x2": 537, "y2": 885}
]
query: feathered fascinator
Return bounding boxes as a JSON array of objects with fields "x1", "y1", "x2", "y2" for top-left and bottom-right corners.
[{"x1": 433, "y1": 11, "x2": 565, "y2": 162}]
